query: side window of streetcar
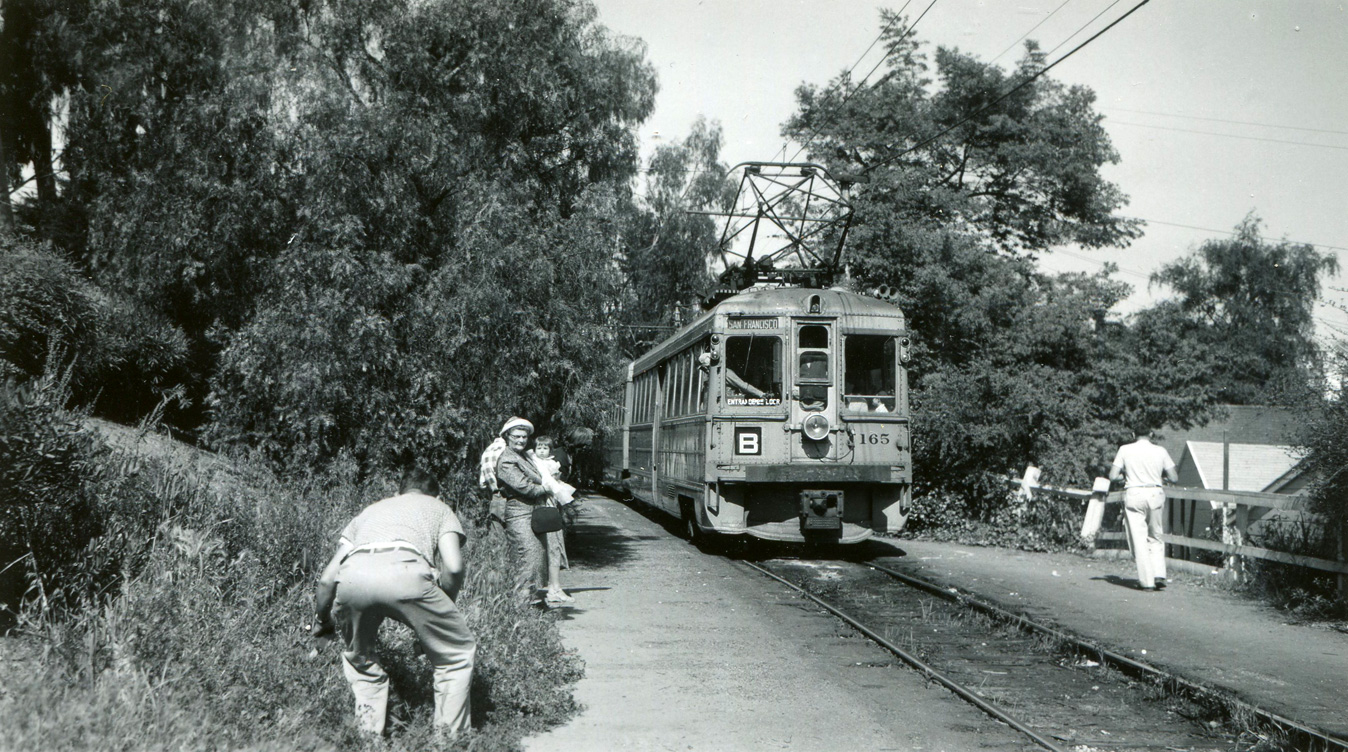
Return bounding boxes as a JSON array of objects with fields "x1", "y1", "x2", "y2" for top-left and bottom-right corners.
[
  {"x1": 843, "y1": 335, "x2": 897, "y2": 413},
  {"x1": 724, "y1": 335, "x2": 782, "y2": 406}
]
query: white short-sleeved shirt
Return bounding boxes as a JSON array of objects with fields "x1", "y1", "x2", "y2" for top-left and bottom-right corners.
[
  {"x1": 339, "y1": 492, "x2": 465, "y2": 559},
  {"x1": 1111, "y1": 438, "x2": 1176, "y2": 488}
]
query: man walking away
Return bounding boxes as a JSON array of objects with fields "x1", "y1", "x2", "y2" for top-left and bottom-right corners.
[
  {"x1": 312, "y1": 467, "x2": 475, "y2": 736},
  {"x1": 1109, "y1": 427, "x2": 1179, "y2": 591}
]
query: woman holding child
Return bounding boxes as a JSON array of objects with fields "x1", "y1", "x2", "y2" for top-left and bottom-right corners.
[{"x1": 493, "y1": 417, "x2": 574, "y2": 605}]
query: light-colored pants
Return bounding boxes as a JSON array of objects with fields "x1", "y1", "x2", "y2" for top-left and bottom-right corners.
[
  {"x1": 333, "y1": 550, "x2": 476, "y2": 735},
  {"x1": 1123, "y1": 487, "x2": 1167, "y2": 588}
]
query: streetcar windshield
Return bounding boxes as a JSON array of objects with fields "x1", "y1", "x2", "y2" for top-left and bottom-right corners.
[
  {"x1": 725, "y1": 335, "x2": 782, "y2": 406},
  {"x1": 843, "y1": 335, "x2": 896, "y2": 413}
]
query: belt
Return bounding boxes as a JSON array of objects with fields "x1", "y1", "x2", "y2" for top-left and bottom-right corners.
[
  {"x1": 341, "y1": 541, "x2": 431, "y2": 566},
  {"x1": 1125, "y1": 484, "x2": 1162, "y2": 489}
]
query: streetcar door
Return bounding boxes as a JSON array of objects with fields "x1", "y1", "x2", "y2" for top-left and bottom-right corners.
[{"x1": 791, "y1": 321, "x2": 837, "y2": 460}]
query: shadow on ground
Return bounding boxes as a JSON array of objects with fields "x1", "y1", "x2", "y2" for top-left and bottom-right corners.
[
  {"x1": 600, "y1": 491, "x2": 914, "y2": 564},
  {"x1": 1092, "y1": 574, "x2": 1148, "y2": 591},
  {"x1": 563, "y1": 496, "x2": 664, "y2": 570}
]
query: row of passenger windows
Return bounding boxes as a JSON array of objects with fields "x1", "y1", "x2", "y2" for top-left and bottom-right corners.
[{"x1": 629, "y1": 331, "x2": 899, "y2": 423}]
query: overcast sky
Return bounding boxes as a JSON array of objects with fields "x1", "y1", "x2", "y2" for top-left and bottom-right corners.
[{"x1": 590, "y1": 0, "x2": 1348, "y2": 342}]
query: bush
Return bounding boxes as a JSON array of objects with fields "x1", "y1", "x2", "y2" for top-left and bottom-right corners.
[
  {"x1": 0, "y1": 368, "x2": 108, "y2": 623},
  {"x1": 904, "y1": 486, "x2": 1086, "y2": 553},
  {"x1": 0, "y1": 236, "x2": 189, "y2": 422}
]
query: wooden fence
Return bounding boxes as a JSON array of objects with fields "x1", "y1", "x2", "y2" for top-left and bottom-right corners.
[{"x1": 1015, "y1": 476, "x2": 1348, "y2": 602}]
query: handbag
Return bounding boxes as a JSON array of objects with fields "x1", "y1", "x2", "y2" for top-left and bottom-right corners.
[{"x1": 531, "y1": 504, "x2": 564, "y2": 534}]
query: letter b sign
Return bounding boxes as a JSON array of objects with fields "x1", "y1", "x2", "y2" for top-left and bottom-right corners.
[{"x1": 735, "y1": 427, "x2": 762, "y2": 455}]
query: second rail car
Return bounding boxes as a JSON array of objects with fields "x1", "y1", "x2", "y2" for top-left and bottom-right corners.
[{"x1": 602, "y1": 285, "x2": 912, "y2": 544}]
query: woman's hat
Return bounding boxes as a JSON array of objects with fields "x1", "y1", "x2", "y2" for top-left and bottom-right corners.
[{"x1": 499, "y1": 417, "x2": 534, "y2": 437}]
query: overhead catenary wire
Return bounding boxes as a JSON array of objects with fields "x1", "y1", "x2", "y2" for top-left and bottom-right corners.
[
  {"x1": 785, "y1": 0, "x2": 941, "y2": 164},
  {"x1": 1108, "y1": 120, "x2": 1348, "y2": 152},
  {"x1": 1045, "y1": 0, "x2": 1123, "y2": 56},
  {"x1": 1103, "y1": 107, "x2": 1348, "y2": 138},
  {"x1": 1122, "y1": 217, "x2": 1348, "y2": 253},
  {"x1": 863, "y1": 0, "x2": 1153, "y2": 175},
  {"x1": 770, "y1": 0, "x2": 916, "y2": 163},
  {"x1": 989, "y1": 0, "x2": 1075, "y2": 63}
]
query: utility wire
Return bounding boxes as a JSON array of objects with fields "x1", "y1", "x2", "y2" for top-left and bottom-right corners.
[
  {"x1": 1108, "y1": 120, "x2": 1348, "y2": 152},
  {"x1": 1103, "y1": 107, "x2": 1348, "y2": 137},
  {"x1": 768, "y1": 1, "x2": 915, "y2": 164},
  {"x1": 1045, "y1": 0, "x2": 1123, "y2": 56},
  {"x1": 990, "y1": 0, "x2": 1075, "y2": 63},
  {"x1": 1123, "y1": 217, "x2": 1348, "y2": 253},
  {"x1": 786, "y1": 0, "x2": 940, "y2": 164},
  {"x1": 863, "y1": 0, "x2": 1152, "y2": 175}
]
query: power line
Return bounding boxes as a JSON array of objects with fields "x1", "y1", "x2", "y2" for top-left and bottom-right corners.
[
  {"x1": 1108, "y1": 120, "x2": 1348, "y2": 152},
  {"x1": 1123, "y1": 217, "x2": 1348, "y2": 253},
  {"x1": 990, "y1": 0, "x2": 1075, "y2": 63},
  {"x1": 786, "y1": 0, "x2": 940, "y2": 164},
  {"x1": 1045, "y1": 0, "x2": 1123, "y2": 56},
  {"x1": 864, "y1": 0, "x2": 1152, "y2": 174},
  {"x1": 770, "y1": 1, "x2": 916, "y2": 164},
  {"x1": 1103, "y1": 107, "x2": 1348, "y2": 138}
]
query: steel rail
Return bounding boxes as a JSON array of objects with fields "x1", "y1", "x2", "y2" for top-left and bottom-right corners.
[
  {"x1": 742, "y1": 560, "x2": 1069, "y2": 752},
  {"x1": 867, "y1": 561, "x2": 1348, "y2": 752}
]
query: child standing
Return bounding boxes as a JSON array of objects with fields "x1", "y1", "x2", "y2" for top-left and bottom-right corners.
[{"x1": 528, "y1": 436, "x2": 575, "y2": 604}]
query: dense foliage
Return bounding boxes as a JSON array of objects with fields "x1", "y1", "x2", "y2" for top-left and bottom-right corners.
[
  {"x1": 1145, "y1": 213, "x2": 1337, "y2": 405},
  {"x1": 0, "y1": 236, "x2": 189, "y2": 422},
  {"x1": 0, "y1": 0, "x2": 661, "y2": 473}
]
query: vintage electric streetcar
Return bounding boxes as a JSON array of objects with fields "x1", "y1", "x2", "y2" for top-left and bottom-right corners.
[{"x1": 602, "y1": 162, "x2": 913, "y2": 544}]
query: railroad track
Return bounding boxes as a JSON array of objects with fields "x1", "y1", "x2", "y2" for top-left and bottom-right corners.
[{"x1": 743, "y1": 556, "x2": 1347, "y2": 752}]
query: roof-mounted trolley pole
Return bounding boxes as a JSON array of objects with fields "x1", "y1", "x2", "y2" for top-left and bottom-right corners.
[{"x1": 690, "y1": 161, "x2": 860, "y2": 303}]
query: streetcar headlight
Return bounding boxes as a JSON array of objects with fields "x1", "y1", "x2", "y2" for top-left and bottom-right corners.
[{"x1": 802, "y1": 414, "x2": 830, "y2": 441}]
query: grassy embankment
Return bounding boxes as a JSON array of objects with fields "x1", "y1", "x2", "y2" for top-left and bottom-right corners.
[{"x1": 0, "y1": 399, "x2": 581, "y2": 751}]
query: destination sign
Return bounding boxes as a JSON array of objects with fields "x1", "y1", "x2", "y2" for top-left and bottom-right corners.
[
  {"x1": 727, "y1": 397, "x2": 782, "y2": 406},
  {"x1": 727, "y1": 317, "x2": 779, "y2": 330}
]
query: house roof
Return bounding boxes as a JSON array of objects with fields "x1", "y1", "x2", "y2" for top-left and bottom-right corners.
[
  {"x1": 1159, "y1": 405, "x2": 1302, "y2": 462},
  {"x1": 1180, "y1": 441, "x2": 1304, "y2": 492}
]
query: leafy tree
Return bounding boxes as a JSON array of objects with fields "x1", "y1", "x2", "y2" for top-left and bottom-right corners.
[
  {"x1": 5, "y1": 0, "x2": 657, "y2": 471},
  {"x1": 618, "y1": 116, "x2": 732, "y2": 356},
  {"x1": 0, "y1": 0, "x2": 87, "y2": 235},
  {"x1": 1291, "y1": 345, "x2": 1348, "y2": 587},
  {"x1": 1147, "y1": 213, "x2": 1337, "y2": 405},
  {"x1": 204, "y1": 0, "x2": 657, "y2": 473},
  {"x1": 778, "y1": 15, "x2": 1198, "y2": 502}
]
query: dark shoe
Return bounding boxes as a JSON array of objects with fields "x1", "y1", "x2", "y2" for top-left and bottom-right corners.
[
  {"x1": 1139, "y1": 585, "x2": 1156, "y2": 591},
  {"x1": 1154, "y1": 578, "x2": 1167, "y2": 590}
]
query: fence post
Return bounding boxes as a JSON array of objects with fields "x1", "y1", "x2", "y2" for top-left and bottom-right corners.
[
  {"x1": 1233, "y1": 502, "x2": 1249, "y2": 582},
  {"x1": 1339, "y1": 519, "x2": 1346, "y2": 615}
]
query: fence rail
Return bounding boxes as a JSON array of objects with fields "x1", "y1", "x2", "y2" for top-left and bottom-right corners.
[{"x1": 1014, "y1": 475, "x2": 1347, "y2": 597}]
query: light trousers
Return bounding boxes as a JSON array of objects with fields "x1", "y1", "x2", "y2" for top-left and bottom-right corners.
[
  {"x1": 1122, "y1": 487, "x2": 1167, "y2": 588},
  {"x1": 333, "y1": 550, "x2": 476, "y2": 735}
]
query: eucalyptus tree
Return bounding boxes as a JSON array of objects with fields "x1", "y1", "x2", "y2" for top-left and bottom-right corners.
[
  {"x1": 1145, "y1": 213, "x2": 1337, "y2": 405},
  {"x1": 206, "y1": 0, "x2": 659, "y2": 472},
  {"x1": 616, "y1": 116, "x2": 733, "y2": 357}
]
